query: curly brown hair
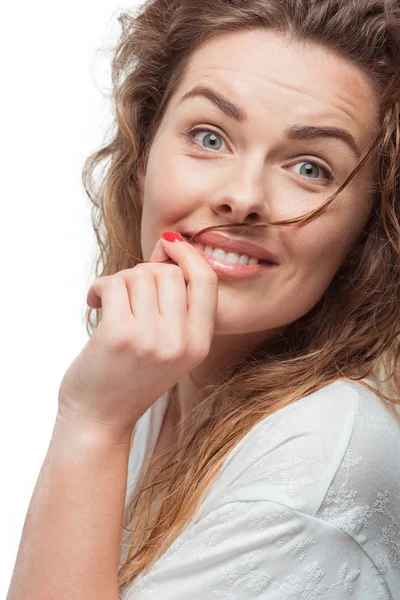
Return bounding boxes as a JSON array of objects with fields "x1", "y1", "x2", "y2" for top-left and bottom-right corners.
[{"x1": 80, "y1": 0, "x2": 400, "y2": 591}]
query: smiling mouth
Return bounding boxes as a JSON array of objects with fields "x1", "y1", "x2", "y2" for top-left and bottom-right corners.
[
  {"x1": 183, "y1": 245, "x2": 278, "y2": 283},
  {"x1": 181, "y1": 234, "x2": 275, "y2": 266}
]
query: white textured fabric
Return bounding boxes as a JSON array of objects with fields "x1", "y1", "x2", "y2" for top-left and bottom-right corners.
[{"x1": 120, "y1": 380, "x2": 400, "y2": 599}]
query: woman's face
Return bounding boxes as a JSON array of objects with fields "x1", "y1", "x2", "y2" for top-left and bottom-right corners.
[{"x1": 139, "y1": 29, "x2": 379, "y2": 337}]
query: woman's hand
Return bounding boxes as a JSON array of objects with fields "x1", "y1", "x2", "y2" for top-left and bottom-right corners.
[{"x1": 57, "y1": 233, "x2": 218, "y2": 442}]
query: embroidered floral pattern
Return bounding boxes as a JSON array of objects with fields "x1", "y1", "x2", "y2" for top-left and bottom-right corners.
[{"x1": 120, "y1": 381, "x2": 399, "y2": 599}]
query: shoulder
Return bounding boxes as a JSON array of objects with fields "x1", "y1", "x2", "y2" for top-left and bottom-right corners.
[
  {"x1": 201, "y1": 380, "x2": 400, "y2": 518},
  {"x1": 316, "y1": 381, "x2": 400, "y2": 581},
  {"x1": 191, "y1": 380, "x2": 400, "y2": 595},
  {"x1": 123, "y1": 381, "x2": 400, "y2": 600}
]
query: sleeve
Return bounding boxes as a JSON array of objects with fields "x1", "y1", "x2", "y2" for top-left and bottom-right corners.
[{"x1": 123, "y1": 498, "x2": 387, "y2": 600}]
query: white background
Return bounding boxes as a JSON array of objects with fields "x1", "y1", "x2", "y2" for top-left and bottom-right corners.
[{"x1": 1, "y1": 1, "x2": 142, "y2": 594}]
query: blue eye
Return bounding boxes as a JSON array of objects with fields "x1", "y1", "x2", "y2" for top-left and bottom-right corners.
[
  {"x1": 183, "y1": 127, "x2": 334, "y2": 183},
  {"x1": 291, "y1": 161, "x2": 333, "y2": 182},
  {"x1": 185, "y1": 127, "x2": 227, "y2": 152}
]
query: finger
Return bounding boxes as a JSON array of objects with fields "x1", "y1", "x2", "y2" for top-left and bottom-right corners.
[
  {"x1": 160, "y1": 235, "x2": 218, "y2": 337},
  {"x1": 148, "y1": 237, "x2": 170, "y2": 262},
  {"x1": 153, "y1": 264, "x2": 188, "y2": 322},
  {"x1": 116, "y1": 261, "x2": 187, "y2": 322},
  {"x1": 124, "y1": 261, "x2": 188, "y2": 323},
  {"x1": 124, "y1": 266, "x2": 160, "y2": 321},
  {"x1": 116, "y1": 261, "x2": 184, "y2": 316},
  {"x1": 87, "y1": 275, "x2": 133, "y2": 326}
]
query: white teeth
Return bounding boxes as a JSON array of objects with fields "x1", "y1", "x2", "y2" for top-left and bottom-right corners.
[
  {"x1": 193, "y1": 243, "x2": 259, "y2": 265},
  {"x1": 211, "y1": 248, "x2": 227, "y2": 262}
]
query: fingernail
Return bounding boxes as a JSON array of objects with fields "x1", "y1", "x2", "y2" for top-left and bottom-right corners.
[{"x1": 161, "y1": 231, "x2": 184, "y2": 243}]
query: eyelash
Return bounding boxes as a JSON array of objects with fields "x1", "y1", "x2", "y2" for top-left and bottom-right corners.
[{"x1": 183, "y1": 126, "x2": 335, "y2": 184}]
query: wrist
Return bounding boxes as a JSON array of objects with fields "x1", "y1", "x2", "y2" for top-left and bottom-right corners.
[{"x1": 54, "y1": 412, "x2": 135, "y2": 450}]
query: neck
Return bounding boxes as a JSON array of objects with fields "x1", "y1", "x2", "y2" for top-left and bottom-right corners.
[{"x1": 172, "y1": 327, "x2": 284, "y2": 433}]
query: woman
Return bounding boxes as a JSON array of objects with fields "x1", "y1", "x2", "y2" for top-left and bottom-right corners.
[{"x1": 6, "y1": 0, "x2": 400, "y2": 598}]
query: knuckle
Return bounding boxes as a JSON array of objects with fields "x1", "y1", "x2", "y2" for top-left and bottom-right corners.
[
  {"x1": 191, "y1": 340, "x2": 212, "y2": 363},
  {"x1": 161, "y1": 337, "x2": 187, "y2": 361},
  {"x1": 111, "y1": 331, "x2": 156, "y2": 357},
  {"x1": 112, "y1": 335, "x2": 134, "y2": 353},
  {"x1": 96, "y1": 329, "x2": 131, "y2": 352},
  {"x1": 134, "y1": 344, "x2": 156, "y2": 361},
  {"x1": 93, "y1": 274, "x2": 112, "y2": 288},
  {"x1": 163, "y1": 264, "x2": 184, "y2": 279},
  {"x1": 109, "y1": 273, "x2": 127, "y2": 288},
  {"x1": 113, "y1": 266, "x2": 153, "y2": 287},
  {"x1": 101, "y1": 326, "x2": 134, "y2": 351},
  {"x1": 130, "y1": 264, "x2": 153, "y2": 278},
  {"x1": 139, "y1": 333, "x2": 158, "y2": 355}
]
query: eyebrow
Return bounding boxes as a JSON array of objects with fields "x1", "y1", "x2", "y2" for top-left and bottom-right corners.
[{"x1": 179, "y1": 85, "x2": 361, "y2": 160}]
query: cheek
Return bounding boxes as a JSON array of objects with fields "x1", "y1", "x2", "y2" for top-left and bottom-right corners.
[
  {"x1": 144, "y1": 148, "x2": 197, "y2": 209},
  {"x1": 143, "y1": 148, "x2": 178, "y2": 202},
  {"x1": 272, "y1": 230, "x2": 347, "y2": 327},
  {"x1": 287, "y1": 186, "x2": 370, "y2": 274},
  {"x1": 287, "y1": 219, "x2": 358, "y2": 283}
]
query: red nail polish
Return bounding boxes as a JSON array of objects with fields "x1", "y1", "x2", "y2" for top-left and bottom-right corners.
[{"x1": 162, "y1": 232, "x2": 184, "y2": 243}]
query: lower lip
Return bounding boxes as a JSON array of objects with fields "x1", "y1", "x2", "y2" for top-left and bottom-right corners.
[{"x1": 191, "y1": 244, "x2": 278, "y2": 280}]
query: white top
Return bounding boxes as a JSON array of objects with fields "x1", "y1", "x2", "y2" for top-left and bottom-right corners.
[{"x1": 120, "y1": 379, "x2": 400, "y2": 599}]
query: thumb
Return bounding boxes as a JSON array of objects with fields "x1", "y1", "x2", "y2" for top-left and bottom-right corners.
[{"x1": 148, "y1": 236, "x2": 170, "y2": 262}]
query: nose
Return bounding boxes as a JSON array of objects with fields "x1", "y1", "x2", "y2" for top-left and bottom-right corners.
[{"x1": 208, "y1": 156, "x2": 271, "y2": 225}]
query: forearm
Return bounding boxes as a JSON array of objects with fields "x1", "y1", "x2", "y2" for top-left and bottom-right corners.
[{"x1": 7, "y1": 415, "x2": 133, "y2": 600}]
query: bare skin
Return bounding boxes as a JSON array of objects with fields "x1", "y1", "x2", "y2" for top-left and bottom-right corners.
[{"x1": 138, "y1": 29, "x2": 379, "y2": 440}]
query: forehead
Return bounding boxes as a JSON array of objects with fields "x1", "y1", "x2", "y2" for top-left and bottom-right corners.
[{"x1": 172, "y1": 29, "x2": 379, "y2": 143}]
